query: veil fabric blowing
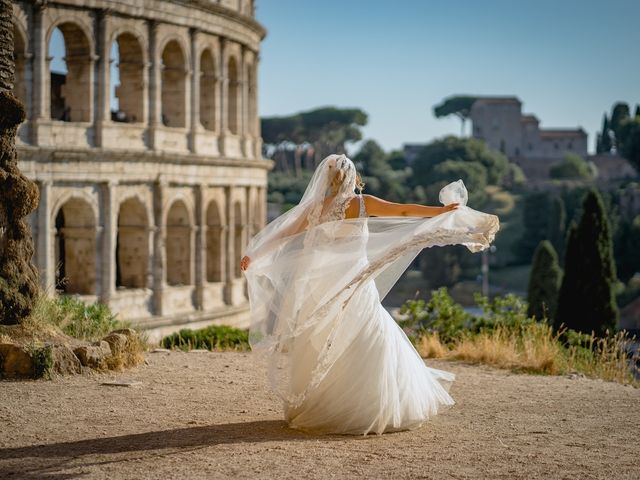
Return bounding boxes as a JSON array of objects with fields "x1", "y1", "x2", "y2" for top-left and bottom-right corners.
[{"x1": 243, "y1": 154, "x2": 499, "y2": 434}]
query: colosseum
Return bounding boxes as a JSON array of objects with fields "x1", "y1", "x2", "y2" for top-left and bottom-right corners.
[{"x1": 11, "y1": 0, "x2": 269, "y2": 341}]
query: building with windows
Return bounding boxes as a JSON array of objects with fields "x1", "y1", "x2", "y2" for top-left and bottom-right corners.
[
  {"x1": 469, "y1": 96, "x2": 588, "y2": 180},
  {"x1": 12, "y1": 0, "x2": 269, "y2": 341}
]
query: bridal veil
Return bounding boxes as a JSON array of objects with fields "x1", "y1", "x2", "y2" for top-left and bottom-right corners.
[{"x1": 243, "y1": 154, "x2": 499, "y2": 411}]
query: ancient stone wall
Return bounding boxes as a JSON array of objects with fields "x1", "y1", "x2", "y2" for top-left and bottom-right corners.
[{"x1": 11, "y1": 0, "x2": 269, "y2": 340}]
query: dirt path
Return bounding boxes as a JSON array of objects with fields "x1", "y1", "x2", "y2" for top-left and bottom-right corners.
[{"x1": 0, "y1": 351, "x2": 638, "y2": 479}]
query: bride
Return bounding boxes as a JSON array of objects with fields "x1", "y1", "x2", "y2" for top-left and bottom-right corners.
[{"x1": 240, "y1": 154, "x2": 499, "y2": 436}]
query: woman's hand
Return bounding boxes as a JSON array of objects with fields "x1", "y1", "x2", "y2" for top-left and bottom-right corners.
[
  {"x1": 441, "y1": 203, "x2": 459, "y2": 214},
  {"x1": 240, "y1": 256, "x2": 251, "y2": 271}
]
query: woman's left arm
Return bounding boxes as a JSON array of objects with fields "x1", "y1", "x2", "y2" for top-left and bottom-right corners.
[{"x1": 363, "y1": 194, "x2": 458, "y2": 218}]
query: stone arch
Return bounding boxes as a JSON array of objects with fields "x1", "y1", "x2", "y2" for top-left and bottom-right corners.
[
  {"x1": 233, "y1": 200, "x2": 244, "y2": 278},
  {"x1": 206, "y1": 200, "x2": 225, "y2": 282},
  {"x1": 48, "y1": 22, "x2": 93, "y2": 122},
  {"x1": 13, "y1": 22, "x2": 28, "y2": 108},
  {"x1": 116, "y1": 197, "x2": 149, "y2": 289},
  {"x1": 54, "y1": 197, "x2": 97, "y2": 295},
  {"x1": 227, "y1": 56, "x2": 239, "y2": 135},
  {"x1": 111, "y1": 32, "x2": 145, "y2": 123},
  {"x1": 166, "y1": 200, "x2": 192, "y2": 286},
  {"x1": 161, "y1": 39, "x2": 187, "y2": 128},
  {"x1": 199, "y1": 48, "x2": 216, "y2": 131}
]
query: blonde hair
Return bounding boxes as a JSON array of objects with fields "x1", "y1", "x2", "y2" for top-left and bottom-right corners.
[
  {"x1": 329, "y1": 169, "x2": 365, "y2": 195},
  {"x1": 355, "y1": 173, "x2": 365, "y2": 194}
]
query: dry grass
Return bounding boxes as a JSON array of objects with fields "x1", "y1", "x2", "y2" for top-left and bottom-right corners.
[
  {"x1": 1, "y1": 294, "x2": 148, "y2": 375},
  {"x1": 416, "y1": 324, "x2": 638, "y2": 386}
]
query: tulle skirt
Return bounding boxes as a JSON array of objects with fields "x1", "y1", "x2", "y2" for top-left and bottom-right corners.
[{"x1": 283, "y1": 278, "x2": 455, "y2": 436}]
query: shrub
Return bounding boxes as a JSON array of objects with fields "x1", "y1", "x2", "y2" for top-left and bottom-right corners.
[
  {"x1": 26, "y1": 294, "x2": 129, "y2": 342},
  {"x1": 398, "y1": 287, "x2": 471, "y2": 343},
  {"x1": 161, "y1": 324, "x2": 250, "y2": 351},
  {"x1": 527, "y1": 241, "x2": 562, "y2": 322}
]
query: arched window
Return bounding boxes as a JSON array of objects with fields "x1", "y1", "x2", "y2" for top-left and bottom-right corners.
[
  {"x1": 54, "y1": 198, "x2": 96, "y2": 294},
  {"x1": 227, "y1": 57, "x2": 239, "y2": 135},
  {"x1": 116, "y1": 198, "x2": 149, "y2": 289},
  {"x1": 206, "y1": 201, "x2": 224, "y2": 282},
  {"x1": 111, "y1": 33, "x2": 144, "y2": 123},
  {"x1": 233, "y1": 201, "x2": 243, "y2": 278},
  {"x1": 166, "y1": 200, "x2": 191, "y2": 286},
  {"x1": 161, "y1": 40, "x2": 186, "y2": 128},
  {"x1": 48, "y1": 24, "x2": 92, "y2": 122},
  {"x1": 200, "y1": 49, "x2": 216, "y2": 131}
]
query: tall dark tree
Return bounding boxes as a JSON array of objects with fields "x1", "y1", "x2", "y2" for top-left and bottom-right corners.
[
  {"x1": 635, "y1": 105, "x2": 640, "y2": 118},
  {"x1": 617, "y1": 116, "x2": 640, "y2": 172},
  {"x1": 610, "y1": 102, "x2": 630, "y2": 145},
  {"x1": 596, "y1": 113, "x2": 612, "y2": 154},
  {"x1": 527, "y1": 241, "x2": 562, "y2": 321},
  {"x1": 433, "y1": 96, "x2": 478, "y2": 136},
  {"x1": 547, "y1": 196, "x2": 566, "y2": 262},
  {"x1": 0, "y1": 0, "x2": 40, "y2": 324},
  {"x1": 555, "y1": 190, "x2": 619, "y2": 336},
  {"x1": 613, "y1": 215, "x2": 640, "y2": 283},
  {"x1": 516, "y1": 192, "x2": 550, "y2": 263}
]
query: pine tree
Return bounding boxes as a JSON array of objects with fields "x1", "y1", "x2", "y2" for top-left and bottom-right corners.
[
  {"x1": 554, "y1": 190, "x2": 619, "y2": 336},
  {"x1": 527, "y1": 241, "x2": 562, "y2": 322},
  {"x1": 547, "y1": 196, "x2": 566, "y2": 262},
  {"x1": 635, "y1": 105, "x2": 640, "y2": 118}
]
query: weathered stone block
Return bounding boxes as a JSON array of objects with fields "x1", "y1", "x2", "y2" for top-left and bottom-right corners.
[{"x1": 0, "y1": 343, "x2": 33, "y2": 377}]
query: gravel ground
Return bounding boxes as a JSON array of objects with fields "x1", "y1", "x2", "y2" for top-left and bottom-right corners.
[{"x1": 0, "y1": 351, "x2": 638, "y2": 479}]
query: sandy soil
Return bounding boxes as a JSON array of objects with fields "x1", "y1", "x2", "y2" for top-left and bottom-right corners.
[{"x1": 0, "y1": 351, "x2": 638, "y2": 479}]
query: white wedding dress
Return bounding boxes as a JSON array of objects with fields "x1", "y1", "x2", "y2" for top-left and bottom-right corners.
[{"x1": 244, "y1": 154, "x2": 499, "y2": 436}]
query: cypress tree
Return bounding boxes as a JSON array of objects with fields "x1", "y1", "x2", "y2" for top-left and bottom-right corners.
[
  {"x1": 555, "y1": 190, "x2": 619, "y2": 336},
  {"x1": 599, "y1": 113, "x2": 612, "y2": 154},
  {"x1": 516, "y1": 192, "x2": 550, "y2": 263},
  {"x1": 527, "y1": 240, "x2": 562, "y2": 322},
  {"x1": 610, "y1": 103, "x2": 630, "y2": 144},
  {"x1": 547, "y1": 196, "x2": 566, "y2": 262}
]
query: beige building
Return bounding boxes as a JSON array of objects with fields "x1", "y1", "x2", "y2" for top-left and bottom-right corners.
[
  {"x1": 12, "y1": 0, "x2": 269, "y2": 341},
  {"x1": 470, "y1": 96, "x2": 588, "y2": 159},
  {"x1": 469, "y1": 96, "x2": 589, "y2": 180}
]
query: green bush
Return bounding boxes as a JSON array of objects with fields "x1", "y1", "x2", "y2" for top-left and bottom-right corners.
[
  {"x1": 399, "y1": 287, "x2": 471, "y2": 343},
  {"x1": 471, "y1": 292, "x2": 534, "y2": 334},
  {"x1": 161, "y1": 324, "x2": 250, "y2": 351},
  {"x1": 550, "y1": 153, "x2": 594, "y2": 179}
]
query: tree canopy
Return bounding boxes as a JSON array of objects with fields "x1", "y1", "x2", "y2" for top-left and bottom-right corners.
[
  {"x1": 261, "y1": 106, "x2": 368, "y2": 174},
  {"x1": 410, "y1": 136, "x2": 510, "y2": 207},
  {"x1": 433, "y1": 96, "x2": 478, "y2": 135}
]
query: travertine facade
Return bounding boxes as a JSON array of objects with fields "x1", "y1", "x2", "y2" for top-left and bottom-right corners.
[{"x1": 11, "y1": 0, "x2": 269, "y2": 341}]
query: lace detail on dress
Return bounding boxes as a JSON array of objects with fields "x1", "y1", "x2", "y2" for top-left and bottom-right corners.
[{"x1": 319, "y1": 194, "x2": 356, "y2": 224}]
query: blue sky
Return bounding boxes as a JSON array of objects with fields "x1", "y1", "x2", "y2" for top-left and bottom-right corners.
[
  {"x1": 255, "y1": 0, "x2": 639, "y2": 154},
  {"x1": 48, "y1": 1, "x2": 639, "y2": 154}
]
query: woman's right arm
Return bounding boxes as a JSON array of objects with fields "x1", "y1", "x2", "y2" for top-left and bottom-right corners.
[{"x1": 363, "y1": 194, "x2": 458, "y2": 218}]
